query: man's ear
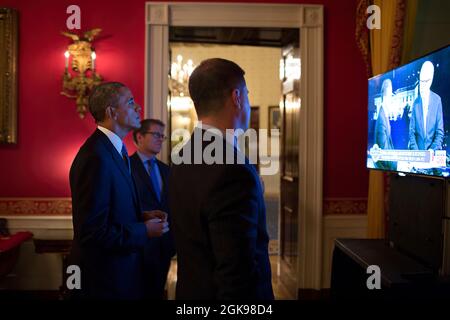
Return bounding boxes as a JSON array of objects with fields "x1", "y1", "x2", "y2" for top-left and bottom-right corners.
[
  {"x1": 232, "y1": 89, "x2": 241, "y2": 109},
  {"x1": 106, "y1": 106, "x2": 117, "y2": 120}
]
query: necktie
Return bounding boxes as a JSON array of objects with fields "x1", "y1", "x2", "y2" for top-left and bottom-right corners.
[
  {"x1": 148, "y1": 158, "x2": 161, "y2": 201},
  {"x1": 121, "y1": 144, "x2": 131, "y2": 174}
]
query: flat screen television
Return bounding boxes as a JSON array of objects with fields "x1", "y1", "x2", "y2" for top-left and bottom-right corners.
[{"x1": 367, "y1": 44, "x2": 450, "y2": 177}]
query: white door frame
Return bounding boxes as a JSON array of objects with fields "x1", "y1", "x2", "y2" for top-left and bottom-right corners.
[{"x1": 145, "y1": 2, "x2": 324, "y2": 293}]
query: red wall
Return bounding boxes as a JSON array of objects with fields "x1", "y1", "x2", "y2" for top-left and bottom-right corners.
[{"x1": 0, "y1": 0, "x2": 368, "y2": 198}]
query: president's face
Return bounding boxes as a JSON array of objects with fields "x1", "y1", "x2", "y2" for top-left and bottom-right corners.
[{"x1": 114, "y1": 87, "x2": 142, "y2": 131}]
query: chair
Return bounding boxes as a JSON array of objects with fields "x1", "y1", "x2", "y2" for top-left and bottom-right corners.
[{"x1": 0, "y1": 219, "x2": 33, "y2": 280}]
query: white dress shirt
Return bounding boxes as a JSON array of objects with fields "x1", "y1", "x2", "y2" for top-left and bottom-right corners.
[{"x1": 97, "y1": 125, "x2": 123, "y2": 156}]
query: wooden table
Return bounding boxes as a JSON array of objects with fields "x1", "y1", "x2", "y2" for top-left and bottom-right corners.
[{"x1": 33, "y1": 238, "x2": 72, "y2": 299}]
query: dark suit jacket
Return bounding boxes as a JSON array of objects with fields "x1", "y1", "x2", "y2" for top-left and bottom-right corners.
[
  {"x1": 169, "y1": 128, "x2": 274, "y2": 300},
  {"x1": 374, "y1": 106, "x2": 396, "y2": 170},
  {"x1": 69, "y1": 129, "x2": 148, "y2": 299},
  {"x1": 130, "y1": 153, "x2": 176, "y2": 299},
  {"x1": 374, "y1": 106, "x2": 394, "y2": 150},
  {"x1": 409, "y1": 91, "x2": 444, "y2": 150}
]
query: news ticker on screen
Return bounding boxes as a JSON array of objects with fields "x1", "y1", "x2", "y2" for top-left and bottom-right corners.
[{"x1": 369, "y1": 144, "x2": 447, "y2": 167}]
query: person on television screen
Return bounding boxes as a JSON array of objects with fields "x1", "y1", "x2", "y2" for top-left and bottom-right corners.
[
  {"x1": 374, "y1": 78, "x2": 396, "y2": 170},
  {"x1": 409, "y1": 60, "x2": 444, "y2": 151}
]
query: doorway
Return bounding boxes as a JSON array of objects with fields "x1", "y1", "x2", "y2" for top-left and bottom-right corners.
[{"x1": 168, "y1": 27, "x2": 298, "y2": 299}]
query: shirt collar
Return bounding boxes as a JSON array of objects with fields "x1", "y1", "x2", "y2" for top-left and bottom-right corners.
[
  {"x1": 97, "y1": 126, "x2": 123, "y2": 155},
  {"x1": 195, "y1": 122, "x2": 240, "y2": 150},
  {"x1": 136, "y1": 151, "x2": 156, "y2": 164}
]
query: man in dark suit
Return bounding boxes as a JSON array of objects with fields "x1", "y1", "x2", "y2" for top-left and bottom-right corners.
[
  {"x1": 374, "y1": 78, "x2": 396, "y2": 170},
  {"x1": 69, "y1": 82, "x2": 169, "y2": 299},
  {"x1": 169, "y1": 58, "x2": 274, "y2": 300},
  {"x1": 131, "y1": 119, "x2": 175, "y2": 299},
  {"x1": 409, "y1": 60, "x2": 444, "y2": 151}
]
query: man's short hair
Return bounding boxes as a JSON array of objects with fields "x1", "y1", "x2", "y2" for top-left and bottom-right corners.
[
  {"x1": 133, "y1": 119, "x2": 165, "y2": 143},
  {"x1": 88, "y1": 82, "x2": 126, "y2": 122},
  {"x1": 188, "y1": 58, "x2": 245, "y2": 117}
]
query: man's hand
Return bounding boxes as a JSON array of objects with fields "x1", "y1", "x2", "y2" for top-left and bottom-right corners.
[
  {"x1": 145, "y1": 218, "x2": 169, "y2": 238},
  {"x1": 142, "y1": 210, "x2": 167, "y2": 222}
]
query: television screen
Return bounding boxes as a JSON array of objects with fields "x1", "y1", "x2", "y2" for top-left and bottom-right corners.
[{"x1": 367, "y1": 44, "x2": 450, "y2": 177}]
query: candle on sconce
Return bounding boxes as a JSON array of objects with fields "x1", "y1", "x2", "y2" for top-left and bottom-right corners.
[
  {"x1": 64, "y1": 51, "x2": 70, "y2": 70},
  {"x1": 91, "y1": 51, "x2": 96, "y2": 71}
]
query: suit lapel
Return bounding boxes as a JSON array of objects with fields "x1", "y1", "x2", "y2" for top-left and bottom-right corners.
[
  {"x1": 383, "y1": 111, "x2": 394, "y2": 148},
  {"x1": 384, "y1": 110, "x2": 391, "y2": 136},
  {"x1": 97, "y1": 130, "x2": 139, "y2": 207},
  {"x1": 426, "y1": 94, "x2": 436, "y2": 138},
  {"x1": 417, "y1": 98, "x2": 425, "y2": 138}
]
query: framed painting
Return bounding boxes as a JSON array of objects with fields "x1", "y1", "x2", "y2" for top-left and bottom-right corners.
[
  {"x1": 250, "y1": 106, "x2": 260, "y2": 131},
  {"x1": 0, "y1": 8, "x2": 18, "y2": 144},
  {"x1": 268, "y1": 105, "x2": 281, "y2": 135}
]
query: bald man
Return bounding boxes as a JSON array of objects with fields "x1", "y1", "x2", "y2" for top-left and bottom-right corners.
[{"x1": 409, "y1": 61, "x2": 444, "y2": 150}]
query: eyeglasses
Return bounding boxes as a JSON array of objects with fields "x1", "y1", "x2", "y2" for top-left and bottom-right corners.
[{"x1": 144, "y1": 131, "x2": 167, "y2": 140}]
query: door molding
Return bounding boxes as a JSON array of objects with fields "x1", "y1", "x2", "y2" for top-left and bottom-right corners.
[{"x1": 145, "y1": 2, "x2": 324, "y2": 292}]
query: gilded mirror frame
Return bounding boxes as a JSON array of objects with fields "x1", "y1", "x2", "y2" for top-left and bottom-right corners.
[{"x1": 0, "y1": 8, "x2": 18, "y2": 144}]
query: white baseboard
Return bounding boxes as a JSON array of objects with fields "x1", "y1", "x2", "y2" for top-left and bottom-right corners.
[
  {"x1": 0, "y1": 215, "x2": 73, "y2": 239},
  {"x1": 322, "y1": 214, "x2": 368, "y2": 288}
]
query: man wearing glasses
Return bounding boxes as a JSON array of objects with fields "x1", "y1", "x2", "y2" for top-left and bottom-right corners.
[{"x1": 131, "y1": 119, "x2": 175, "y2": 299}]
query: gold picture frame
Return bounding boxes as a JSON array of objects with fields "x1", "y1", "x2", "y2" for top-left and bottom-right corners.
[
  {"x1": 0, "y1": 8, "x2": 18, "y2": 144},
  {"x1": 268, "y1": 105, "x2": 281, "y2": 136}
]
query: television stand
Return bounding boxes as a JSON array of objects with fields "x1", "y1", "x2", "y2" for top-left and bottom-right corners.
[{"x1": 330, "y1": 238, "x2": 446, "y2": 299}]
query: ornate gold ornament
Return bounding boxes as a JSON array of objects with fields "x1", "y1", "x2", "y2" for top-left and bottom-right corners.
[{"x1": 61, "y1": 28, "x2": 102, "y2": 118}]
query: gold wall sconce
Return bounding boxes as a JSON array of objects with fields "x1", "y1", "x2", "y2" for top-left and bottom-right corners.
[{"x1": 61, "y1": 28, "x2": 102, "y2": 118}]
